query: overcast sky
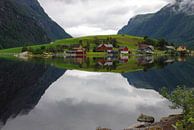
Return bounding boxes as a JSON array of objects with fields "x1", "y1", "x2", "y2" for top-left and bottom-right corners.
[{"x1": 38, "y1": 0, "x2": 174, "y2": 37}]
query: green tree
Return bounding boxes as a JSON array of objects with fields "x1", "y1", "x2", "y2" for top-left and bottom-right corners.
[
  {"x1": 143, "y1": 36, "x2": 149, "y2": 40},
  {"x1": 21, "y1": 46, "x2": 28, "y2": 52},
  {"x1": 158, "y1": 39, "x2": 169, "y2": 49},
  {"x1": 161, "y1": 86, "x2": 194, "y2": 129},
  {"x1": 143, "y1": 37, "x2": 156, "y2": 46},
  {"x1": 94, "y1": 37, "x2": 100, "y2": 46}
]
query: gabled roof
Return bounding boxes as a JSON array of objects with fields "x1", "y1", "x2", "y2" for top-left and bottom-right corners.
[
  {"x1": 97, "y1": 44, "x2": 113, "y2": 48},
  {"x1": 138, "y1": 43, "x2": 154, "y2": 50}
]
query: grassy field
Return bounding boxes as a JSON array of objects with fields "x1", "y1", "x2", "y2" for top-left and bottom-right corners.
[{"x1": 0, "y1": 34, "x2": 143, "y2": 54}]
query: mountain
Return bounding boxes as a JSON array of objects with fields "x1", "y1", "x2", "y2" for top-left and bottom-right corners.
[
  {"x1": 0, "y1": 0, "x2": 71, "y2": 49},
  {"x1": 118, "y1": 0, "x2": 194, "y2": 47}
]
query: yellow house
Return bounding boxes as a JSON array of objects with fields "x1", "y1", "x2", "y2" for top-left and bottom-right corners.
[{"x1": 177, "y1": 46, "x2": 187, "y2": 52}]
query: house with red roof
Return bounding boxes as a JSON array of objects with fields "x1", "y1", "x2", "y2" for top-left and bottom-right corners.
[
  {"x1": 119, "y1": 46, "x2": 129, "y2": 54},
  {"x1": 96, "y1": 44, "x2": 113, "y2": 52}
]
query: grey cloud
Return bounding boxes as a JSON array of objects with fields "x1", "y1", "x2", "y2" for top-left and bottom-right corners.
[{"x1": 38, "y1": 0, "x2": 174, "y2": 37}]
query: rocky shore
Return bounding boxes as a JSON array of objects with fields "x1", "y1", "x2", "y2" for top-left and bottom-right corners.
[{"x1": 125, "y1": 114, "x2": 183, "y2": 130}]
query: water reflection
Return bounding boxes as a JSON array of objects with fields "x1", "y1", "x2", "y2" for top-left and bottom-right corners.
[
  {"x1": 2, "y1": 70, "x2": 179, "y2": 130},
  {"x1": 0, "y1": 56, "x2": 193, "y2": 130},
  {"x1": 27, "y1": 55, "x2": 186, "y2": 73},
  {"x1": 123, "y1": 56, "x2": 194, "y2": 91},
  {"x1": 0, "y1": 59, "x2": 65, "y2": 129}
]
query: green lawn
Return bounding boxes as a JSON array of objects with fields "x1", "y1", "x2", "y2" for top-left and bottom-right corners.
[{"x1": 0, "y1": 34, "x2": 143, "y2": 54}]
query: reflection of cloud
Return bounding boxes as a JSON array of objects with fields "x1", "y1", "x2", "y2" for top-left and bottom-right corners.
[
  {"x1": 38, "y1": 0, "x2": 174, "y2": 37},
  {"x1": 2, "y1": 70, "x2": 179, "y2": 130}
]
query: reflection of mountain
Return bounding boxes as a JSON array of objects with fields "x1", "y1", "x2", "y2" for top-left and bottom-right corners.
[
  {"x1": 0, "y1": 59, "x2": 65, "y2": 127},
  {"x1": 123, "y1": 58, "x2": 194, "y2": 91},
  {"x1": 1, "y1": 70, "x2": 176, "y2": 130}
]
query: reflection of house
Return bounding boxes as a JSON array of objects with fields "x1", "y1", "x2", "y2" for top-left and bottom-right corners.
[
  {"x1": 120, "y1": 55, "x2": 129, "y2": 63},
  {"x1": 96, "y1": 44, "x2": 113, "y2": 52},
  {"x1": 119, "y1": 46, "x2": 129, "y2": 54},
  {"x1": 65, "y1": 56, "x2": 86, "y2": 64},
  {"x1": 138, "y1": 44, "x2": 154, "y2": 54},
  {"x1": 97, "y1": 58, "x2": 113, "y2": 66},
  {"x1": 177, "y1": 45, "x2": 187, "y2": 54},
  {"x1": 66, "y1": 45, "x2": 86, "y2": 56},
  {"x1": 137, "y1": 56, "x2": 154, "y2": 65},
  {"x1": 178, "y1": 56, "x2": 186, "y2": 62}
]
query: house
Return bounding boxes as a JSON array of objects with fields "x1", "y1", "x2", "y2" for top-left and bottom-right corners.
[
  {"x1": 96, "y1": 44, "x2": 113, "y2": 52},
  {"x1": 165, "y1": 46, "x2": 176, "y2": 54},
  {"x1": 177, "y1": 45, "x2": 187, "y2": 55},
  {"x1": 119, "y1": 46, "x2": 129, "y2": 54},
  {"x1": 138, "y1": 43, "x2": 154, "y2": 54},
  {"x1": 66, "y1": 45, "x2": 86, "y2": 56}
]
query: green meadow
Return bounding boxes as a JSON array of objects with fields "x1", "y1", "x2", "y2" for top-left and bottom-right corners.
[{"x1": 0, "y1": 34, "x2": 143, "y2": 54}]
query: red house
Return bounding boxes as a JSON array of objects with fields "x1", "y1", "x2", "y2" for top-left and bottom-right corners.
[
  {"x1": 96, "y1": 44, "x2": 113, "y2": 52},
  {"x1": 119, "y1": 47, "x2": 129, "y2": 54}
]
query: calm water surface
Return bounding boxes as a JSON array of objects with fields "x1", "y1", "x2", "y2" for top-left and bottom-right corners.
[{"x1": 0, "y1": 56, "x2": 193, "y2": 130}]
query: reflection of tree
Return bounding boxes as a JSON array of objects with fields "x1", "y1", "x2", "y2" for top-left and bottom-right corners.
[
  {"x1": 86, "y1": 57, "x2": 90, "y2": 68},
  {"x1": 0, "y1": 59, "x2": 65, "y2": 127}
]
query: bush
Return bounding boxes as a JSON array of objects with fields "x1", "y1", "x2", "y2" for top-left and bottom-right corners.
[
  {"x1": 21, "y1": 46, "x2": 28, "y2": 52},
  {"x1": 161, "y1": 86, "x2": 194, "y2": 128}
]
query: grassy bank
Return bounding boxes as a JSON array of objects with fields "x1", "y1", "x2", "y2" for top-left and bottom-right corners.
[{"x1": 0, "y1": 34, "x2": 143, "y2": 55}]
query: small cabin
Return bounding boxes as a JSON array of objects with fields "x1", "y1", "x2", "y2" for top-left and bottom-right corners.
[
  {"x1": 177, "y1": 45, "x2": 187, "y2": 55},
  {"x1": 138, "y1": 43, "x2": 154, "y2": 54},
  {"x1": 177, "y1": 45, "x2": 187, "y2": 52},
  {"x1": 66, "y1": 45, "x2": 86, "y2": 56}
]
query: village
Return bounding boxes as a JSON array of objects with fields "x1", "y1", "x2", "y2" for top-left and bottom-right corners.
[
  {"x1": 64, "y1": 42, "x2": 189, "y2": 57},
  {"x1": 20, "y1": 35, "x2": 191, "y2": 59}
]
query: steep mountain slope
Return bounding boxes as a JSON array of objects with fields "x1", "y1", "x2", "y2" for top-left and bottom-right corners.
[
  {"x1": 0, "y1": 0, "x2": 71, "y2": 48},
  {"x1": 118, "y1": 0, "x2": 194, "y2": 47}
]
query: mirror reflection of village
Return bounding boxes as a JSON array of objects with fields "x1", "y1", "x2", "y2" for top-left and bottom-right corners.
[{"x1": 61, "y1": 54, "x2": 186, "y2": 72}]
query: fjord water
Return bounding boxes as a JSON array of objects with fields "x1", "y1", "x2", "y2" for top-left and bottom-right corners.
[{"x1": 0, "y1": 57, "x2": 193, "y2": 130}]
